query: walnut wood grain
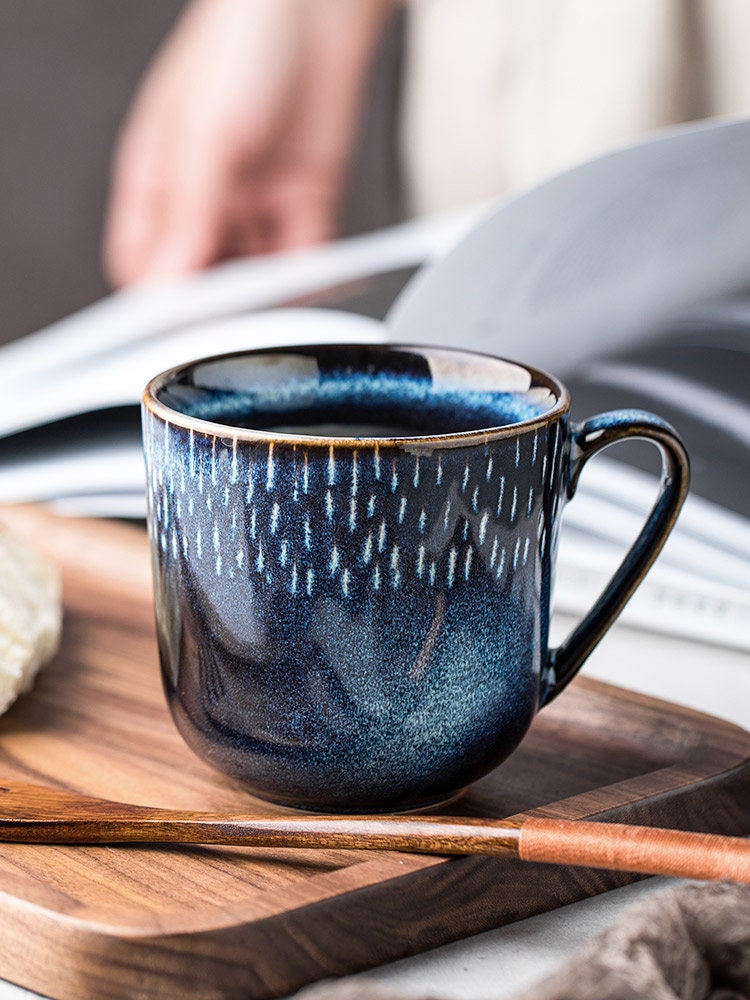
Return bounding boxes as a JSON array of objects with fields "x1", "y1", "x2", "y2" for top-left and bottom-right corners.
[
  {"x1": 0, "y1": 503, "x2": 746, "y2": 1000},
  {"x1": 0, "y1": 781, "x2": 747, "y2": 883}
]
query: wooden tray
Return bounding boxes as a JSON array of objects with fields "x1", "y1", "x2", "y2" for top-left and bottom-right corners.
[{"x1": 0, "y1": 504, "x2": 747, "y2": 1000}]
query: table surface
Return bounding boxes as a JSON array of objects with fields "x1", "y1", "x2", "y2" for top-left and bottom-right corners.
[{"x1": 0, "y1": 609, "x2": 744, "y2": 1000}]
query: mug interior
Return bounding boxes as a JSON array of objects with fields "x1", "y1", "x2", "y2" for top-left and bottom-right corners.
[{"x1": 150, "y1": 344, "x2": 561, "y2": 439}]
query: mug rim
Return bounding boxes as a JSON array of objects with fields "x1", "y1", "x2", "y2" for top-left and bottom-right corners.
[{"x1": 142, "y1": 342, "x2": 571, "y2": 447}]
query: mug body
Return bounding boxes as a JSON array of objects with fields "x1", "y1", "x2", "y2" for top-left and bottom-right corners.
[{"x1": 143, "y1": 344, "x2": 569, "y2": 812}]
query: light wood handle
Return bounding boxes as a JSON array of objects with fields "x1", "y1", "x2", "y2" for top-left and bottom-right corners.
[{"x1": 519, "y1": 817, "x2": 750, "y2": 882}]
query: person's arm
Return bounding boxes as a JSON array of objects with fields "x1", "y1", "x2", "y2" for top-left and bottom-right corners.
[{"x1": 103, "y1": 0, "x2": 398, "y2": 287}]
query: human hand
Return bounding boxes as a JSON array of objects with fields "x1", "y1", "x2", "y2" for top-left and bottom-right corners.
[{"x1": 103, "y1": 0, "x2": 396, "y2": 287}]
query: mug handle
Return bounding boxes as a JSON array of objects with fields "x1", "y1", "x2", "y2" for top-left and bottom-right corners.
[{"x1": 541, "y1": 409, "x2": 690, "y2": 706}]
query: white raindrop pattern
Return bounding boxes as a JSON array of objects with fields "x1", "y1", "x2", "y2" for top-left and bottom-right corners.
[{"x1": 144, "y1": 416, "x2": 566, "y2": 603}]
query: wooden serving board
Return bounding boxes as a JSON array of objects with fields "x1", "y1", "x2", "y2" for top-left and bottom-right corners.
[{"x1": 0, "y1": 504, "x2": 747, "y2": 1000}]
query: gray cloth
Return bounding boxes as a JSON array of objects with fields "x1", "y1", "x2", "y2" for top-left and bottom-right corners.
[
  {"x1": 513, "y1": 882, "x2": 750, "y2": 1000},
  {"x1": 294, "y1": 882, "x2": 750, "y2": 1000}
]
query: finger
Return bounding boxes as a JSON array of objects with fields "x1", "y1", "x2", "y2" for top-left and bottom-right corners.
[
  {"x1": 229, "y1": 192, "x2": 334, "y2": 259},
  {"x1": 228, "y1": 207, "x2": 275, "y2": 259},
  {"x1": 144, "y1": 109, "x2": 242, "y2": 277},
  {"x1": 252, "y1": 169, "x2": 337, "y2": 255},
  {"x1": 103, "y1": 114, "x2": 173, "y2": 288},
  {"x1": 104, "y1": 0, "x2": 239, "y2": 285},
  {"x1": 273, "y1": 199, "x2": 335, "y2": 252}
]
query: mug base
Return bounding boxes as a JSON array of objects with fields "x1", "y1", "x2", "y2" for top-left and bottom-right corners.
[{"x1": 243, "y1": 787, "x2": 468, "y2": 816}]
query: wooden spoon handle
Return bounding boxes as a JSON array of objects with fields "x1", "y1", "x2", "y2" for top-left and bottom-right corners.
[
  {"x1": 519, "y1": 817, "x2": 750, "y2": 883},
  {"x1": 0, "y1": 780, "x2": 747, "y2": 883}
]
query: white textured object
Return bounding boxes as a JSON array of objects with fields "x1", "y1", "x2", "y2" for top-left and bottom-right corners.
[{"x1": 0, "y1": 523, "x2": 61, "y2": 714}]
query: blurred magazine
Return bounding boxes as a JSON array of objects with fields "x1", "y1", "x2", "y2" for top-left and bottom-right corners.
[{"x1": 0, "y1": 118, "x2": 748, "y2": 650}]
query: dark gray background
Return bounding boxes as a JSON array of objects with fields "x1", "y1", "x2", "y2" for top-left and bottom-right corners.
[{"x1": 0, "y1": 1, "x2": 404, "y2": 347}]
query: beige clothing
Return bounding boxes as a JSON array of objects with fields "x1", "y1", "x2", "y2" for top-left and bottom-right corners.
[{"x1": 400, "y1": 0, "x2": 750, "y2": 214}]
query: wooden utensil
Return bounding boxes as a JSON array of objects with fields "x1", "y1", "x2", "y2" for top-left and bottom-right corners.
[{"x1": 0, "y1": 780, "x2": 747, "y2": 884}]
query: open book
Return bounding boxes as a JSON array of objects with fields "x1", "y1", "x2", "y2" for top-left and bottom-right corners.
[{"x1": 0, "y1": 118, "x2": 748, "y2": 650}]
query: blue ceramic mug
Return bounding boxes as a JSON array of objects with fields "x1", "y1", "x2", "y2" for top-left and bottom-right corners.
[{"x1": 142, "y1": 344, "x2": 689, "y2": 812}]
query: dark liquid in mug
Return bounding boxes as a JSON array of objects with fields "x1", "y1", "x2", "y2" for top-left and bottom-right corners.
[
  {"x1": 157, "y1": 347, "x2": 557, "y2": 436},
  {"x1": 161, "y1": 384, "x2": 553, "y2": 438},
  {"x1": 265, "y1": 422, "x2": 427, "y2": 438}
]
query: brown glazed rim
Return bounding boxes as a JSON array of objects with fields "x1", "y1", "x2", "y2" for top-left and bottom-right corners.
[{"x1": 142, "y1": 343, "x2": 571, "y2": 448}]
